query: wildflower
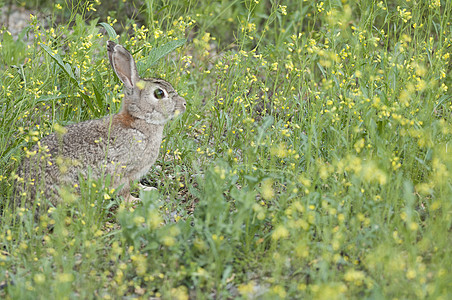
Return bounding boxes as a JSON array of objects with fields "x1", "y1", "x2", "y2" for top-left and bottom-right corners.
[
  {"x1": 406, "y1": 268, "x2": 416, "y2": 279},
  {"x1": 317, "y1": 2, "x2": 325, "y2": 13},
  {"x1": 271, "y1": 142, "x2": 287, "y2": 158},
  {"x1": 377, "y1": 1, "x2": 387, "y2": 10},
  {"x1": 344, "y1": 270, "x2": 366, "y2": 286},
  {"x1": 429, "y1": 0, "x2": 441, "y2": 9},
  {"x1": 253, "y1": 203, "x2": 266, "y2": 220},
  {"x1": 154, "y1": 29, "x2": 163, "y2": 39},
  {"x1": 194, "y1": 237, "x2": 208, "y2": 251},
  {"x1": 314, "y1": 283, "x2": 348, "y2": 299},
  {"x1": 397, "y1": 6, "x2": 412, "y2": 23},
  {"x1": 162, "y1": 236, "x2": 176, "y2": 247},
  {"x1": 391, "y1": 156, "x2": 402, "y2": 170},
  {"x1": 238, "y1": 282, "x2": 255, "y2": 295},
  {"x1": 272, "y1": 285, "x2": 287, "y2": 298},
  {"x1": 261, "y1": 179, "x2": 274, "y2": 200},
  {"x1": 272, "y1": 225, "x2": 289, "y2": 240},
  {"x1": 362, "y1": 162, "x2": 387, "y2": 185},
  {"x1": 354, "y1": 138, "x2": 365, "y2": 153},
  {"x1": 133, "y1": 216, "x2": 145, "y2": 226},
  {"x1": 86, "y1": 3, "x2": 96, "y2": 11},
  {"x1": 54, "y1": 123, "x2": 67, "y2": 135},
  {"x1": 57, "y1": 273, "x2": 74, "y2": 283},
  {"x1": 297, "y1": 283, "x2": 306, "y2": 290},
  {"x1": 171, "y1": 286, "x2": 189, "y2": 300},
  {"x1": 279, "y1": 5, "x2": 287, "y2": 15},
  {"x1": 136, "y1": 80, "x2": 146, "y2": 90},
  {"x1": 147, "y1": 210, "x2": 163, "y2": 229},
  {"x1": 33, "y1": 274, "x2": 45, "y2": 284},
  {"x1": 131, "y1": 253, "x2": 147, "y2": 275},
  {"x1": 409, "y1": 222, "x2": 419, "y2": 231},
  {"x1": 295, "y1": 242, "x2": 309, "y2": 258}
]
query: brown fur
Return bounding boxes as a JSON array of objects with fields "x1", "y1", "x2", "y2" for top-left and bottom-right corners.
[{"x1": 113, "y1": 111, "x2": 136, "y2": 128}]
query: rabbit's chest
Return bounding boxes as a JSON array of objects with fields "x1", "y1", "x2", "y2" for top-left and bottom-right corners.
[
  {"x1": 127, "y1": 138, "x2": 161, "y2": 180},
  {"x1": 107, "y1": 126, "x2": 163, "y2": 180},
  {"x1": 128, "y1": 130, "x2": 162, "y2": 162},
  {"x1": 129, "y1": 131, "x2": 148, "y2": 151}
]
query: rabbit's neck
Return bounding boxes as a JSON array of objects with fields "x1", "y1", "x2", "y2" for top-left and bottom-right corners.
[
  {"x1": 134, "y1": 119, "x2": 165, "y2": 138},
  {"x1": 113, "y1": 111, "x2": 136, "y2": 127},
  {"x1": 113, "y1": 111, "x2": 164, "y2": 135}
]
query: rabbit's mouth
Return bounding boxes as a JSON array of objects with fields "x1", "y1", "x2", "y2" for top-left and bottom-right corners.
[
  {"x1": 144, "y1": 111, "x2": 179, "y2": 125},
  {"x1": 143, "y1": 105, "x2": 185, "y2": 125},
  {"x1": 173, "y1": 109, "x2": 183, "y2": 118}
]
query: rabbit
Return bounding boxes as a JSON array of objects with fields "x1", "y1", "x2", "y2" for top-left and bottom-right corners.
[{"x1": 15, "y1": 40, "x2": 186, "y2": 207}]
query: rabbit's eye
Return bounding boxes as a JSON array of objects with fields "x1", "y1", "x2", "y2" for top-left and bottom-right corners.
[{"x1": 154, "y1": 88, "x2": 165, "y2": 99}]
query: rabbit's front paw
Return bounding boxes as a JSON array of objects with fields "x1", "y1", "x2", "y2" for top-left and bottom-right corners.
[
  {"x1": 138, "y1": 183, "x2": 157, "y2": 192},
  {"x1": 124, "y1": 194, "x2": 141, "y2": 204}
]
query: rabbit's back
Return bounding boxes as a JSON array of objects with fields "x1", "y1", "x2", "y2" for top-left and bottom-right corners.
[
  {"x1": 17, "y1": 118, "x2": 110, "y2": 203},
  {"x1": 17, "y1": 114, "x2": 164, "y2": 205}
]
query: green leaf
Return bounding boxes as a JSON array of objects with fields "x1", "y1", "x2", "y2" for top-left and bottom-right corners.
[
  {"x1": 139, "y1": 39, "x2": 187, "y2": 72},
  {"x1": 41, "y1": 44, "x2": 102, "y2": 116},
  {"x1": 41, "y1": 44, "x2": 77, "y2": 84},
  {"x1": 256, "y1": 116, "x2": 274, "y2": 146},
  {"x1": 92, "y1": 70, "x2": 104, "y2": 111},
  {"x1": 92, "y1": 83, "x2": 103, "y2": 116},
  {"x1": 35, "y1": 94, "x2": 68, "y2": 103},
  {"x1": 99, "y1": 22, "x2": 118, "y2": 41},
  {"x1": 79, "y1": 92, "x2": 96, "y2": 116}
]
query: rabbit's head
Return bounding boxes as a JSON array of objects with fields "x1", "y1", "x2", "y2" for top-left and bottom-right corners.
[{"x1": 107, "y1": 41, "x2": 186, "y2": 125}]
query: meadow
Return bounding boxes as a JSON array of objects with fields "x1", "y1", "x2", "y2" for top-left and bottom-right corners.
[{"x1": 0, "y1": 0, "x2": 451, "y2": 298}]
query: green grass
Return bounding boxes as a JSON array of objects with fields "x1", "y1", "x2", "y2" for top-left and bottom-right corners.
[{"x1": 1, "y1": 0, "x2": 452, "y2": 298}]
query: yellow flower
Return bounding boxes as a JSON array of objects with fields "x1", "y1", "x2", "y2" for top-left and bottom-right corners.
[
  {"x1": 406, "y1": 268, "x2": 416, "y2": 279},
  {"x1": 154, "y1": 29, "x2": 163, "y2": 39},
  {"x1": 279, "y1": 5, "x2": 287, "y2": 15},
  {"x1": 57, "y1": 273, "x2": 74, "y2": 283},
  {"x1": 162, "y1": 236, "x2": 176, "y2": 247},
  {"x1": 354, "y1": 138, "x2": 365, "y2": 153},
  {"x1": 133, "y1": 216, "x2": 145, "y2": 226},
  {"x1": 429, "y1": 0, "x2": 441, "y2": 9},
  {"x1": 272, "y1": 225, "x2": 289, "y2": 240},
  {"x1": 272, "y1": 285, "x2": 287, "y2": 298},
  {"x1": 54, "y1": 123, "x2": 67, "y2": 135},
  {"x1": 33, "y1": 274, "x2": 45, "y2": 284},
  {"x1": 344, "y1": 270, "x2": 365, "y2": 286},
  {"x1": 238, "y1": 281, "x2": 255, "y2": 295},
  {"x1": 147, "y1": 210, "x2": 163, "y2": 229},
  {"x1": 271, "y1": 142, "x2": 287, "y2": 158},
  {"x1": 171, "y1": 286, "x2": 189, "y2": 300},
  {"x1": 397, "y1": 6, "x2": 412, "y2": 23},
  {"x1": 261, "y1": 179, "x2": 274, "y2": 200}
]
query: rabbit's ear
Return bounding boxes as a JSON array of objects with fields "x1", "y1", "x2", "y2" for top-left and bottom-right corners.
[{"x1": 107, "y1": 41, "x2": 139, "y2": 90}]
